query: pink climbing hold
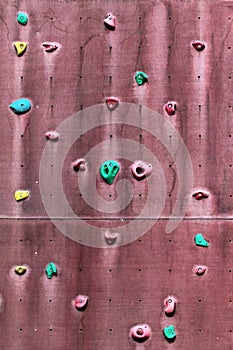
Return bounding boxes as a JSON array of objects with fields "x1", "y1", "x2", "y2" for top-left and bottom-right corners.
[
  {"x1": 43, "y1": 42, "x2": 58, "y2": 52},
  {"x1": 72, "y1": 159, "x2": 86, "y2": 171},
  {"x1": 164, "y1": 296, "x2": 176, "y2": 315},
  {"x1": 104, "y1": 14, "x2": 116, "y2": 30},
  {"x1": 165, "y1": 101, "x2": 176, "y2": 116},
  {"x1": 131, "y1": 161, "x2": 153, "y2": 180},
  {"x1": 75, "y1": 295, "x2": 89, "y2": 310},
  {"x1": 195, "y1": 265, "x2": 206, "y2": 276},
  {"x1": 45, "y1": 131, "x2": 60, "y2": 141},
  {"x1": 130, "y1": 324, "x2": 151, "y2": 343}
]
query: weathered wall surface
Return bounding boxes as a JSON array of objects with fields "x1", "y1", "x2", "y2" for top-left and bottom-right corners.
[{"x1": 0, "y1": 0, "x2": 233, "y2": 349}]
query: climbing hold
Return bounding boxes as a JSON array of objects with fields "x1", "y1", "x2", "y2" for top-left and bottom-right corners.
[
  {"x1": 45, "y1": 131, "x2": 60, "y2": 141},
  {"x1": 9, "y1": 98, "x2": 31, "y2": 115},
  {"x1": 165, "y1": 101, "x2": 176, "y2": 116},
  {"x1": 164, "y1": 296, "x2": 176, "y2": 315},
  {"x1": 196, "y1": 265, "x2": 206, "y2": 276},
  {"x1": 106, "y1": 96, "x2": 119, "y2": 111},
  {"x1": 17, "y1": 12, "x2": 28, "y2": 25},
  {"x1": 75, "y1": 295, "x2": 89, "y2": 310},
  {"x1": 14, "y1": 190, "x2": 29, "y2": 202},
  {"x1": 15, "y1": 266, "x2": 27, "y2": 275},
  {"x1": 130, "y1": 324, "x2": 151, "y2": 343},
  {"x1": 195, "y1": 233, "x2": 209, "y2": 247},
  {"x1": 192, "y1": 41, "x2": 205, "y2": 52},
  {"x1": 104, "y1": 230, "x2": 118, "y2": 245},
  {"x1": 131, "y1": 161, "x2": 152, "y2": 180},
  {"x1": 42, "y1": 42, "x2": 58, "y2": 53},
  {"x1": 164, "y1": 325, "x2": 176, "y2": 341},
  {"x1": 46, "y1": 262, "x2": 57, "y2": 279},
  {"x1": 72, "y1": 159, "x2": 86, "y2": 172},
  {"x1": 100, "y1": 160, "x2": 120, "y2": 185},
  {"x1": 135, "y1": 71, "x2": 148, "y2": 86},
  {"x1": 14, "y1": 42, "x2": 27, "y2": 56},
  {"x1": 104, "y1": 13, "x2": 116, "y2": 30},
  {"x1": 192, "y1": 191, "x2": 209, "y2": 200}
]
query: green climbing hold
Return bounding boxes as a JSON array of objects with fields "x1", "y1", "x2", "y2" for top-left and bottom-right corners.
[
  {"x1": 195, "y1": 233, "x2": 209, "y2": 247},
  {"x1": 135, "y1": 71, "x2": 148, "y2": 86},
  {"x1": 164, "y1": 325, "x2": 176, "y2": 340},
  {"x1": 17, "y1": 12, "x2": 28, "y2": 26},
  {"x1": 100, "y1": 160, "x2": 120, "y2": 185},
  {"x1": 46, "y1": 262, "x2": 57, "y2": 279}
]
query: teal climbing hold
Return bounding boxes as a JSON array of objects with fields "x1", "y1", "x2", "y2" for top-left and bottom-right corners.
[
  {"x1": 100, "y1": 160, "x2": 120, "y2": 185},
  {"x1": 135, "y1": 71, "x2": 148, "y2": 86},
  {"x1": 17, "y1": 12, "x2": 28, "y2": 25},
  {"x1": 195, "y1": 233, "x2": 209, "y2": 247},
  {"x1": 9, "y1": 98, "x2": 31, "y2": 115},
  {"x1": 164, "y1": 325, "x2": 176, "y2": 340},
  {"x1": 46, "y1": 262, "x2": 57, "y2": 279}
]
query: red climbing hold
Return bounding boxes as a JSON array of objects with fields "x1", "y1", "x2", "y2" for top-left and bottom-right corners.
[
  {"x1": 75, "y1": 295, "x2": 89, "y2": 310},
  {"x1": 165, "y1": 101, "x2": 176, "y2": 116},
  {"x1": 72, "y1": 159, "x2": 86, "y2": 171},
  {"x1": 104, "y1": 14, "x2": 116, "y2": 30},
  {"x1": 43, "y1": 42, "x2": 58, "y2": 52},
  {"x1": 106, "y1": 96, "x2": 119, "y2": 111},
  {"x1": 192, "y1": 41, "x2": 205, "y2": 52},
  {"x1": 192, "y1": 191, "x2": 209, "y2": 200}
]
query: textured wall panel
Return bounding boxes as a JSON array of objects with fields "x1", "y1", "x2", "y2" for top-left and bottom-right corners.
[{"x1": 0, "y1": 0, "x2": 233, "y2": 349}]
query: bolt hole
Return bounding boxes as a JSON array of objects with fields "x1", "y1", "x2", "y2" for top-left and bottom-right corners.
[
  {"x1": 109, "y1": 299, "x2": 112, "y2": 302},
  {"x1": 199, "y1": 299, "x2": 202, "y2": 302},
  {"x1": 198, "y1": 75, "x2": 200, "y2": 79},
  {"x1": 230, "y1": 330, "x2": 232, "y2": 333},
  {"x1": 21, "y1": 164, "x2": 24, "y2": 167},
  {"x1": 229, "y1": 17, "x2": 231, "y2": 20},
  {"x1": 109, "y1": 329, "x2": 112, "y2": 332},
  {"x1": 229, "y1": 270, "x2": 232, "y2": 272},
  {"x1": 199, "y1": 134, "x2": 202, "y2": 138},
  {"x1": 80, "y1": 105, "x2": 83, "y2": 110},
  {"x1": 169, "y1": 164, "x2": 172, "y2": 167},
  {"x1": 110, "y1": 135, "x2": 113, "y2": 138},
  {"x1": 168, "y1": 45, "x2": 171, "y2": 49},
  {"x1": 21, "y1": 135, "x2": 24, "y2": 138},
  {"x1": 199, "y1": 164, "x2": 201, "y2": 167},
  {"x1": 20, "y1": 328, "x2": 23, "y2": 332},
  {"x1": 229, "y1": 105, "x2": 232, "y2": 108},
  {"x1": 79, "y1": 268, "x2": 83, "y2": 272},
  {"x1": 230, "y1": 300, "x2": 232, "y2": 303},
  {"x1": 109, "y1": 194, "x2": 112, "y2": 197},
  {"x1": 169, "y1": 269, "x2": 172, "y2": 272},
  {"x1": 228, "y1": 47, "x2": 231, "y2": 49},
  {"x1": 51, "y1": 17, "x2": 53, "y2": 20},
  {"x1": 20, "y1": 239, "x2": 23, "y2": 242},
  {"x1": 50, "y1": 239, "x2": 53, "y2": 242},
  {"x1": 139, "y1": 17, "x2": 141, "y2": 19},
  {"x1": 80, "y1": 17, "x2": 82, "y2": 20},
  {"x1": 199, "y1": 329, "x2": 202, "y2": 332},
  {"x1": 79, "y1": 328, "x2": 83, "y2": 332},
  {"x1": 49, "y1": 299, "x2": 52, "y2": 302},
  {"x1": 80, "y1": 76, "x2": 82, "y2": 79},
  {"x1": 139, "y1": 194, "x2": 142, "y2": 197},
  {"x1": 109, "y1": 269, "x2": 112, "y2": 272},
  {"x1": 168, "y1": 194, "x2": 171, "y2": 197},
  {"x1": 168, "y1": 75, "x2": 171, "y2": 79},
  {"x1": 80, "y1": 46, "x2": 83, "y2": 50},
  {"x1": 138, "y1": 299, "x2": 142, "y2": 302},
  {"x1": 229, "y1": 135, "x2": 232, "y2": 137},
  {"x1": 138, "y1": 239, "x2": 142, "y2": 242},
  {"x1": 169, "y1": 239, "x2": 172, "y2": 242},
  {"x1": 50, "y1": 328, "x2": 53, "y2": 332},
  {"x1": 229, "y1": 240, "x2": 232, "y2": 242},
  {"x1": 168, "y1": 16, "x2": 172, "y2": 20},
  {"x1": 230, "y1": 195, "x2": 232, "y2": 197},
  {"x1": 138, "y1": 268, "x2": 141, "y2": 272},
  {"x1": 140, "y1": 134, "x2": 142, "y2": 138},
  {"x1": 19, "y1": 298, "x2": 22, "y2": 302},
  {"x1": 198, "y1": 16, "x2": 201, "y2": 19}
]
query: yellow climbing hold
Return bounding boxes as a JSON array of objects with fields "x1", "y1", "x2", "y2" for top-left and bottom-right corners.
[
  {"x1": 14, "y1": 42, "x2": 27, "y2": 56},
  {"x1": 15, "y1": 190, "x2": 29, "y2": 202},
  {"x1": 15, "y1": 266, "x2": 27, "y2": 275}
]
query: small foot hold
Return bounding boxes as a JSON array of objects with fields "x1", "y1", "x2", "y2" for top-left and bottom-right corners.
[
  {"x1": 75, "y1": 295, "x2": 89, "y2": 310},
  {"x1": 42, "y1": 42, "x2": 59, "y2": 52},
  {"x1": 15, "y1": 190, "x2": 30, "y2": 202},
  {"x1": 164, "y1": 325, "x2": 176, "y2": 341},
  {"x1": 14, "y1": 42, "x2": 27, "y2": 56},
  {"x1": 192, "y1": 40, "x2": 205, "y2": 52},
  {"x1": 192, "y1": 191, "x2": 209, "y2": 200},
  {"x1": 104, "y1": 14, "x2": 116, "y2": 30},
  {"x1": 46, "y1": 262, "x2": 57, "y2": 279},
  {"x1": 165, "y1": 101, "x2": 176, "y2": 116},
  {"x1": 135, "y1": 71, "x2": 148, "y2": 86},
  {"x1": 9, "y1": 98, "x2": 31, "y2": 115},
  {"x1": 106, "y1": 96, "x2": 119, "y2": 111},
  {"x1": 131, "y1": 160, "x2": 152, "y2": 180},
  {"x1": 130, "y1": 324, "x2": 151, "y2": 343},
  {"x1": 17, "y1": 12, "x2": 28, "y2": 25},
  {"x1": 72, "y1": 159, "x2": 86, "y2": 171},
  {"x1": 164, "y1": 296, "x2": 176, "y2": 315},
  {"x1": 45, "y1": 131, "x2": 60, "y2": 141},
  {"x1": 15, "y1": 266, "x2": 27, "y2": 275},
  {"x1": 195, "y1": 233, "x2": 209, "y2": 247}
]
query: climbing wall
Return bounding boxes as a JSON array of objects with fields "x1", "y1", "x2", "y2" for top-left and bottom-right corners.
[{"x1": 1, "y1": 0, "x2": 233, "y2": 349}]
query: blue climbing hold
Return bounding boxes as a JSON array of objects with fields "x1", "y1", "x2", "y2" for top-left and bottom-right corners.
[
  {"x1": 17, "y1": 12, "x2": 28, "y2": 25},
  {"x1": 9, "y1": 99, "x2": 31, "y2": 115}
]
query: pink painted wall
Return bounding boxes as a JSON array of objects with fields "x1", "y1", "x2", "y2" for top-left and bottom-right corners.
[{"x1": 0, "y1": 0, "x2": 233, "y2": 349}]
